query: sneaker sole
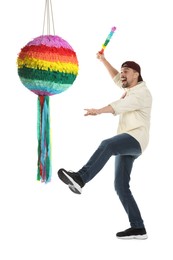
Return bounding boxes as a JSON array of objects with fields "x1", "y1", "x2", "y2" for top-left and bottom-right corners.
[
  {"x1": 116, "y1": 234, "x2": 148, "y2": 240},
  {"x1": 58, "y1": 169, "x2": 82, "y2": 194}
]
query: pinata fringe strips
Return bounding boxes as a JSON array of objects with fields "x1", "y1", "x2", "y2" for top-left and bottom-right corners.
[{"x1": 37, "y1": 96, "x2": 51, "y2": 183}]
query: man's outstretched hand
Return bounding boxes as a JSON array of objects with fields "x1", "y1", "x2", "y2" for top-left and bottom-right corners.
[{"x1": 84, "y1": 109, "x2": 100, "y2": 116}]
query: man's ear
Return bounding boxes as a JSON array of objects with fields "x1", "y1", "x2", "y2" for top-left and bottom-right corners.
[{"x1": 134, "y1": 71, "x2": 139, "y2": 80}]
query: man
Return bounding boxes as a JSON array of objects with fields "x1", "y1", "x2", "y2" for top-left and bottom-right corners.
[{"x1": 57, "y1": 53, "x2": 152, "y2": 239}]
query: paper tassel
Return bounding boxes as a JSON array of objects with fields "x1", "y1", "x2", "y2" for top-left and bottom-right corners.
[{"x1": 37, "y1": 96, "x2": 51, "y2": 183}]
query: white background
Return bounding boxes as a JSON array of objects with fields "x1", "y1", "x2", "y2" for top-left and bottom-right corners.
[{"x1": 1, "y1": 0, "x2": 173, "y2": 259}]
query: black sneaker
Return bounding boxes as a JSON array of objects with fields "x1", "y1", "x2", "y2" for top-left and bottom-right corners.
[
  {"x1": 116, "y1": 227, "x2": 148, "y2": 240},
  {"x1": 57, "y1": 168, "x2": 84, "y2": 194}
]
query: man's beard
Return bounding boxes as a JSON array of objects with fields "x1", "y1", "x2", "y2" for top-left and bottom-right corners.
[{"x1": 122, "y1": 82, "x2": 128, "y2": 88}]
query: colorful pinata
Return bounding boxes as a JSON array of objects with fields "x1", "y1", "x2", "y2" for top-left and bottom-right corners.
[
  {"x1": 17, "y1": 35, "x2": 79, "y2": 96},
  {"x1": 17, "y1": 35, "x2": 79, "y2": 183}
]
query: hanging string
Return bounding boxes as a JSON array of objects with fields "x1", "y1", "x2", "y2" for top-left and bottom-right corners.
[
  {"x1": 42, "y1": 0, "x2": 55, "y2": 35},
  {"x1": 37, "y1": 0, "x2": 55, "y2": 183}
]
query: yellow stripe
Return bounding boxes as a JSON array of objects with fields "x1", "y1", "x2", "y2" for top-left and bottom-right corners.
[{"x1": 17, "y1": 57, "x2": 79, "y2": 74}]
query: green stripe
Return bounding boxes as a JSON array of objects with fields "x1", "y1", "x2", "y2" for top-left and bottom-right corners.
[{"x1": 18, "y1": 67, "x2": 77, "y2": 84}]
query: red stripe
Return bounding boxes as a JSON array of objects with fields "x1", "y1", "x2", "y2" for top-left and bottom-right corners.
[{"x1": 19, "y1": 45, "x2": 76, "y2": 56}]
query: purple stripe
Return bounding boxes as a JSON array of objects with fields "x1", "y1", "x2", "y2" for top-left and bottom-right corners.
[
  {"x1": 27, "y1": 35, "x2": 74, "y2": 50},
  {"x1": 32, "y1": 90, "x2": 54, "y2": 96}
]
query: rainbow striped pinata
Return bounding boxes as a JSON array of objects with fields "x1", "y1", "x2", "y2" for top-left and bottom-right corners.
[{"x1": 17, "y1": 35, "x2": 79, "y2": 183}]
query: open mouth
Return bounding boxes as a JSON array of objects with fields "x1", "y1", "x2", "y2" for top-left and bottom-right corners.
[{"x1": 121, "y1": 78, "x2": 127, "y2": 84}]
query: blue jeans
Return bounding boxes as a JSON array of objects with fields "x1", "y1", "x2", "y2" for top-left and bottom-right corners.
[{"x1": 78, "y1": 133, "x2": 145, "y2": 228}]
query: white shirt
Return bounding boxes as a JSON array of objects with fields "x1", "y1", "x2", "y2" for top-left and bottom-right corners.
[{"x1": 109, "y1": 73, "x2": 152, "y2": 152}]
